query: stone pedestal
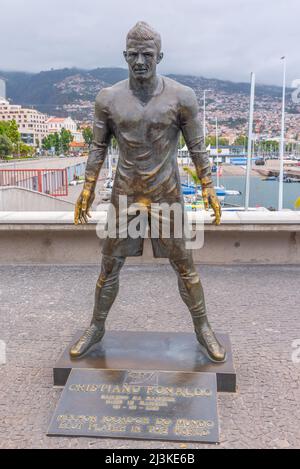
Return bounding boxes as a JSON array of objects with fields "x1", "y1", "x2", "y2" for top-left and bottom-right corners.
[{"x1": 54, "y1": 331, "x2": 236, "y2": 393}]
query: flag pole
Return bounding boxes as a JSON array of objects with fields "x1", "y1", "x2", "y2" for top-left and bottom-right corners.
[{"x1": 245, "y1": 72, "x2": 256, "y2": 211}]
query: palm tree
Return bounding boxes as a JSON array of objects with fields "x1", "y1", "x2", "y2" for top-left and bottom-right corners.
[
  {"x1": 183, "y1": 167, "x2": 200, "y2": 195},
  {"x1": 295, "y1": 197, "x2": 300, "y2": 209}
]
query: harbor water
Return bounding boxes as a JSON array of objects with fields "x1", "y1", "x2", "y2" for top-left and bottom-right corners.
[{"x1": 213, "y1": 176, "x2": 300, "y2": 210}]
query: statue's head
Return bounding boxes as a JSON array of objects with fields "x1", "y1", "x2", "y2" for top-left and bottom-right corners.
[{"x1": 124, "y1": 21, "x2": 164, "y2": 81}]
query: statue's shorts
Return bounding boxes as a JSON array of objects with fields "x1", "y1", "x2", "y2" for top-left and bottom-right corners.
[{"x1": 101, "y1": 200, "x2": 192, "y2": 260}]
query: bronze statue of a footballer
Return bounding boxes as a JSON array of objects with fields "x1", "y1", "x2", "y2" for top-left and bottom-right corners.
[{"x1": 70, "y1": 21, "x2": 226, "y2": 363}]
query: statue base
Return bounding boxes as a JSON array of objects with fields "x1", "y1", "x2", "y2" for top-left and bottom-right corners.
[{"x1": 54, "y1": 331, "x2": 236, "y2": 393}]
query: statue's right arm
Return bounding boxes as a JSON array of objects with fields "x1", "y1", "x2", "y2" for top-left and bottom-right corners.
[
  {"x1": 179, "y1": 86, "x2": 222, "y2": 225},
  {"x1": 75, "y1": 89, "x2": 112, "y2": 225}
]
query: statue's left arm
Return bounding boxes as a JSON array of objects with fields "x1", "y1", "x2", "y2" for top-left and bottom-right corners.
[
  {"x1": 179, "y1": 87, "x2": 222, "y2": 225},
  {"x1": 75, "y1": 89, "x2": 112, "y2": 225}
]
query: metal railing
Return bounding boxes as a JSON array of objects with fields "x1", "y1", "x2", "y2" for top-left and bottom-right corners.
[{"x1": 0, "y1": 169, "x2": 68, "y2": 197}]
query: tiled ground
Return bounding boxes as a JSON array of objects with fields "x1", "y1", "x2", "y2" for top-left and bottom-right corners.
[{"x1": 0, "y1": 264, "x2": 299, "y2": 449}]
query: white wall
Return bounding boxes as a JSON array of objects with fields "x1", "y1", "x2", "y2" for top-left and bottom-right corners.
[{"x1": 0, "y1": 187, "x2": 74, "y2": 211}]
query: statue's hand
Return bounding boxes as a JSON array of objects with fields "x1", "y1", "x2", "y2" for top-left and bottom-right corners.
[
  {"x1": 74, "y1": 187, "x2": 95, "y2": 225},
  {"x1": 202, "y1": 186, "x2": 222, "y2": 226}
]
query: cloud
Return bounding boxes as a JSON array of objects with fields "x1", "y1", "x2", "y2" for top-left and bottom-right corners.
[{"x1": 1, "y1": 0, "x2": 299, "y2": 85}]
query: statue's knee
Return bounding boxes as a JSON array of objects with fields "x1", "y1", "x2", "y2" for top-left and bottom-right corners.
[
  {"x1": 170, "y1": 258, "x2": 199, "y2": 281},
  {"x1": 180, "y1": 267, "x2": 200, "y2": 286},
  {"x1": 97, "y1": 255, "x2": 125, "y2": 287},
  {"x1": 182, "y1": 269, "x2": 200, "y2": 285}
]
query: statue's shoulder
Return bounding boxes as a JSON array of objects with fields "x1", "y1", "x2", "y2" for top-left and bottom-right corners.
[
  {"x1": 95, "y1": 79, "x2": 129, "y2": 106},
  {"x1": 163, "y1": 76, "x2": 197, "y2": 106}
]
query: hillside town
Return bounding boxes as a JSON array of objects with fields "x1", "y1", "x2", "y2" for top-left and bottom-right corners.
[
  {"x1": 203, "y1": 86, "x2": 300, "y2": 143},
  {"x1": 54, "y1": 76, "x2": 300, "y2": 144}
]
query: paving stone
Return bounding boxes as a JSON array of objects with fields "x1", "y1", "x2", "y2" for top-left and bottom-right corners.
[{"x1": 0, "y1": 264, "x2": 299, "y2": 449}]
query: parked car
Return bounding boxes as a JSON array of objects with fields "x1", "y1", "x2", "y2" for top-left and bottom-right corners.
[{"x1": 255, "y1": 158, "x2": 265, "y2": 166}]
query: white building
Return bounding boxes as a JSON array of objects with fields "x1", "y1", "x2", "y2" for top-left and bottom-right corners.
[
  {"x1": 0, "y1": 99, "x2": 84, "y2": 147},
  {"x1": 47, "y1": 117, "x2": 83, "y2": 143},
  {"x1": 0, "y1": 98, "x2": 49, "y2": 146},
  {"x1": 47, "y1": 117, "x2": 77, "y2": 133}
]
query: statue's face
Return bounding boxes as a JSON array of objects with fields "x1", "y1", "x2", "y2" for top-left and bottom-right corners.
[{"x1": 124, "y1": 39, "x2": 163, "y2": 81}]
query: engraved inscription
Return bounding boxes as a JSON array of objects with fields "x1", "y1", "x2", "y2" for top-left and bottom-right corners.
[
  {"x1": 48, "y1": 370, "x2": 219, "y2": 443},
  {"x1": 56, "y1": 414, "x2": 214, "y2": 438}
]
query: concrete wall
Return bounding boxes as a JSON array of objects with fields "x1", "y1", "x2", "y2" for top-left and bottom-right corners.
[
  {"x1": 0, "y1": 211, "x2": 299, "y2": 265},
  {"x1": 0, "y1": 187, "x2": 74, "y2": 211}
]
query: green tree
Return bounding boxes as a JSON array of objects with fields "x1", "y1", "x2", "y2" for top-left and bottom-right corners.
[
  {"x1": 53, "y1": 133, "x2": 61, "y2": 154},
  {"x1": 60, "y1": 128, "x2": 73, "y2": 153},
  {"x1": 111, "y1": 136, "x2": 118, "y2": 150},
  {"x1": 82, "y1": 127, "x2": 93, "y2": 147},
  {"x1": 0, "y1": 120, "x2": 20, "y2": 144},
  {"x1": 179, "y1": 133, "x2": 185, "y2": 149},
  {"x1": 261, "y1": 140, "x2": 279, "y2": 153},
  {"x1": 0, "y1": 134, "x2": 13, "y2": 157},
  {"x1": 7, "y1": 120, "x2": 20, "y2": 144},
  {"x1": 234, "y1": 135, "x2": 248, "y2": 147},
  {"x1": 42, "y1": 134, "x2": 57, "y2": 152},
  {"x1": 19, "y1": 142, "x2": 34, "y2": 157},
  {"x1": 206, "y1": 135, "x2": 229, "y2": 146},
  {"x1": 42, "y1": 131, "x2": 70, "y2": 155}
]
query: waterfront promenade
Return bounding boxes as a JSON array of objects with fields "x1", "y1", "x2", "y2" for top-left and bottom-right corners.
[{"x1": 0, "y1": 156, "x2": 87, "y2": 170}]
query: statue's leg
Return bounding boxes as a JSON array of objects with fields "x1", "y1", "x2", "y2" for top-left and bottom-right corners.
[
  {"x1": 92, "y1": 255, "x2": 126, "y2": 328},
  {"x1": 169, "y1": 256, "x2": 226, "y2": 363},
  {"x1": 70, "y1": 255, "x2": 126, "y2": 358}
]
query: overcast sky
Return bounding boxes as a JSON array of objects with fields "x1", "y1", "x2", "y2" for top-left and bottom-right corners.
[{"x1": 1, "y1": 0, "x2": 299, "y2": 86}]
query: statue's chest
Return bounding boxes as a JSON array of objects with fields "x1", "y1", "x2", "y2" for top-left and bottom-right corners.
[{"x1": 111, "y1": 94, "x2": 178, "y2": 136}]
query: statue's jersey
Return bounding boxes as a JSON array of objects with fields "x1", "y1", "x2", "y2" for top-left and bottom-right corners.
[
  {"x1": 110, "y1": 77, "x2": 182, "y2": 203},
  {"x1": 91, "y1": 76, "x2": 207, "y2": 206}
]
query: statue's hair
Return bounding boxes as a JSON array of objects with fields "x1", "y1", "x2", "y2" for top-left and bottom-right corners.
[{"x1": 127, "y1": 21, "x2": 162, "y2": 52}]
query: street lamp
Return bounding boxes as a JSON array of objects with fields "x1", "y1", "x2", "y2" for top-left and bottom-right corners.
[
  {"x1": 203, "y1": 90, "x2": 212, "y2": 148},
  {"x1": 216, "y1": 117, "x2": 220, "y2": 188},
  {"x1": 278, "y1": 56, "x2": 286, "y2": 211},
  {"x1": 245, "y1": 72, "x2": 256, "y2": 211}
]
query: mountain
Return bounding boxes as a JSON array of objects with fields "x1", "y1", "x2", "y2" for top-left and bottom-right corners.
[{"x1": 0, "y1": 68, "x2": 127, "y2": 113}]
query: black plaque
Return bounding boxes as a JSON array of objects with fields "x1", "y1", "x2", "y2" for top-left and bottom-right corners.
[
  {"x1": 54, "y1": 331, "x2": 236, "y2": 393},
  {"x1": 48, "y1": 369, "x2": 219, "y2": 443}
]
